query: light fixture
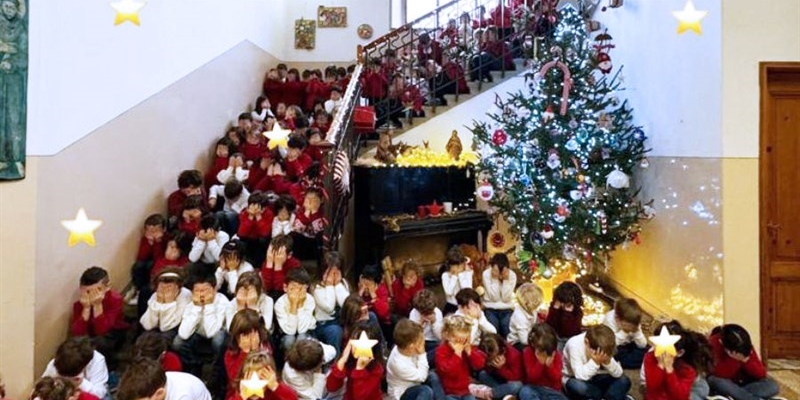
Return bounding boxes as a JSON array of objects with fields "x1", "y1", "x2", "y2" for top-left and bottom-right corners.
[{"x1": 61, "y1": 208, "x2": 103, "y2": 247}]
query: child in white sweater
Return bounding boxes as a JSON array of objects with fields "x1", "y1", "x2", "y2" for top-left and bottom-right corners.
[
  {"x1": 387, "y1": 319, "x2": 434, "y2": 400},
  {"x1": 408, "y1": 289, "x2": 444, "y2": 353},
  {"x1": 282, "y1": 339, "x2": 338, "y2": 400},
  {"x1": 140, "y1": 269, "x2": 192, "y2": 338},
  {"x1": 507, "y1": 283, "x2": 544, "y2": 348},
  {"x1": 312, "y1": 251, "x2": 350, "y2": 355},
  {"x1": 213, "y1": 240, "x2": 254, "y2": 297},
  {"x1": 603, "y1": 298, "x2": 648, "y2": 369},
  {"x1": 454, "y1": 288, "x2": 497, "y2": 345},
  {"x1": 275, "y1": 268, "x2": 317, "y2": 351},
  {"x1": 481, "y1": 253, "x2": 517, "y2": 338},
  {"x1": 562, "y1": 325, "x2": 631, "y2": 400},
  {"x1": 441, "y1": 246, "x2": 473, "y2": 315},
  {"x1": 225, "y1": 271, "x2": 274, "y2": 333}
]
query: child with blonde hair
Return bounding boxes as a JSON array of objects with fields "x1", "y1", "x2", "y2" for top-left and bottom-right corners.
[
  {"x1": 229, "y1": 352, "x2": 297, "y2": 400},
  {"x1": 434, "y1": 315, "x2": 487, "y2": 400},
  {"x1": 507, "y1": 283, "x2": 544, "y2": 348}
]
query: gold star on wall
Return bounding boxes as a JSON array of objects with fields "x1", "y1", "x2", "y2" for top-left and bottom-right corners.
[
  {"x1": 672, "y1": 0, "x2": 708, "y2": 35},
  {"x1": 61, "y1": 208, "x2": 103, "y2": 247},
  {"x1": 110, "y1": 0, "x2": 147, "y2": 26}
]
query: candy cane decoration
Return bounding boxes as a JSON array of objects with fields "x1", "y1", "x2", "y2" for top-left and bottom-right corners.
[{"x1": 538, "y1": 60, "x2": 572, "y2": 115}]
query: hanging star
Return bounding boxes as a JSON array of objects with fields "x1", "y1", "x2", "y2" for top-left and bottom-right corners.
[
  {"x1": 110, "y1": 0, "x2": 146, "y2": 26},
  {"x1": 672, "y1": 0, "x2": 707, "y2": 35},
  {"x1": 240, "y1": 371, "x2": 267, "y2": 399},
  {"x1": 263, "y1": 123, "x2": 292, "y2": 150},
  {"x1": 649, "y1": 326, "x2": 681, "y2": 357},
  {"x1": 61, "y1": 208, "x2": 103, "y2": 247},
  {"x1": 350, "y1": 331, "x2": 378, "y2": 359}
]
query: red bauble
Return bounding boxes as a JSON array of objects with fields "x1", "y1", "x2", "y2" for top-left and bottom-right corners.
[
  {"x1": 492, "y1": 129, "x2": 508, "y2": 146},
  {"x1": 490, "y1": 232, "x2": 505, "y2": 248}
]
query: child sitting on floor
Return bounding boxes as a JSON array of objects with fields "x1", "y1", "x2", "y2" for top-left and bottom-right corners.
[
  {"x1": 481, "y1": 253, "x2": 517, "y2": 338},
  {"x1": 282, "y1": 339, "x2": 338, "y2": 400},
  {"x1": 140, "y1": 268, "x2": 192, "y2": 340},
  {"x1": 225, "y1": 272, "x2": 274, "y2": 334},
  {"x1": 224, "y1": 309, "x2": 274, "y2": 399},
  {"x1": 275, "y1": 269, "x2": 317, "y2": 352},
  {"x1": 409, "y1": 289, "x2": 444, "y2": 353},
  {"x1": 563, "y1": 325, "x2": 631, "y2": 400},
  {"x1": 454, "y1": 288, "x2": 497, "y2": 346},
  {"x1": 708, "y1": 324, "x2": 780, "y2": 400},
  {"x1": 326, "y1": 322, "x2": 385, "y2": 400},
  {"x1": 603, "y1": 297, "x2": 648, "y2": 369},
  {"x1": 545, "y1": 281, "x2": 584, "y2": 349},
  {"x1": 41, "y1": 337, "x2": 108, "y2": 400},
  {"x1": 442, "y1": 246, "x2": 473, "y2": 315},
  {"x1": 391, "y1": 260, "x2": 425, "y2": 318},
  {"x1": 133, "y1": 332, "x2": 182, "y2": 372},
  {"x1": 507, "y1": 283, "x2": 544, "y2": 348},
  {"x1": 478, "y1": 333, "x2": 524, "y2": 400},
  {"x1": 519, "y1": 323, "x2": 566, "y2": 400},
  {"x1": 214, "y1": 240, "x2": 254, "y2": 298},
  {"x1": 387, "y1": 319, "x2": 434, "y2": 400},
  {"x1": 435, "y1": 314, "x2": 487, "y2": 400}
]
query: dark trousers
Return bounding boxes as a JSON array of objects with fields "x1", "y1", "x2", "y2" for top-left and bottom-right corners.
[
  {"x1": 615, "y1": 342, "x2": 647, "y2": 369},
  {"x1": 565, "y1": 374, "x2": 631, "y2": 400}
]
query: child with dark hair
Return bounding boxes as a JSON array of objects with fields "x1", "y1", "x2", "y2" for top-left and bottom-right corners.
[
  {"x1": 206, "y1": 138, "x2": 234, "y2": 189},
  {"x1": 282, "y1": 339, "x2": 338, "y2": 399},
  {"x1": 167, "y1": 169, "x2": 204, "y2": 227},
  {"x1": 226, "y1": 272, "x2": 274, "y2": 334},
  {"x1": 131, "y1": 214, "x2": 167, "y2": 311},
  {"x1": 478, "y1": 333, "x2": 524, "y2": 400},
  {"x1": 42, "y1": 337, "x2": 108, "y2": 400},
  {"x1": 391, "y1": 260, "x2": 425, "y2": 318},
  {"x1": 707, "y1": 324, "x2": 779, "y2": 400},
  {"x1": 312, "y1": 251, "x2": 350, "y2": 355},
  {"x1": 117, "y1": 358, "x2": 210, "y2": 400},
  {"x1": 358, "y1": 265, "x2": 391, "y2": 327},
  {"x1": 149, "y1": 233, "x2": 191, "y2": 282},
  {"x1": 642, "y1": 320, "x2": 714, "y2": 400},
  {"x1": 237, "y1": 191, "x2": 274, "y2": 268},
  {"x1": 284, "y1": 134, "x2": 312, "y2": 181},
  {"x1": 229, "y1": 352, "x2": 297, "y2": 400},
  {"x1": 224, "y1": 308, "x2": 273, "y2": 398},
  {"x1": 604, "y1": 297, "x2": 649, "y2": 369},
  {"x1": 563, "y1": 325, "x2": 631, "y2": 400},
  {"x1": 545, "y1": 281, "x2": 584, "y2": 349},
  {"x1": 441, "y1": 246, "x2": 472, "y2": 315},
  {"x1": 210, "y1": 179, "x2": 250, "y2": 235},
  {"x1": 283, "y1": 68, "x2": 306, "y2": 112},
  {"x1": 261, "y1": 235, "x2": 302, "y2": 298},
  {"x1": 291, "y1": 188, "x2": 325, "y2": 262},
  {"x1": 263, "y1": 68, "x2": 284, "y2": 108},
  {"x1": 275, "y1": 269, "x2": 316, "y2": 351},
  {"x1": 140, "y1": 268, "x2": 192, "y2": 340},
  {"x1": 409, "y1": 289, "x2": 444, "y2": 353},
  {"x1": 134, "y1": 332, "x2": 182, "y2": 372},
  {"x1": 272, "y1": 195, "x2": 297, "y2": 237},
  {"x1": 214, "y1": 240, "x2": 254, "y2": 297},
  {"x1": 306, "y1": 125, "x2": 327, "y2": 162},
  {"x1": 253, "y1": 95, "x2": 275, "y2": 123},
  {"x1": 241, "y1": 128, "x2": 268, "y2": 166},
  {"x1": 217, "y1": 153, "x2": 250, "y2": 184},
  {"x1": 482, "y1": 253, "x2": 517, "y2": 338},
  {"x1": 326, "y1": 322, "x2": 385, "y2": 400},
  {"x1": 519, "y1": 323, "x2": 566, "y2": 400},
  {"x1": 454, "y1": 288, "x2": 496, "y2": 345},
  {"x1": 305, "y1": 70, "x2": 330, "y2": 113},
  {"x1": 188, "y1": 215, "x2": 230, "y2": 264},
  {"x1": 177, "y1": 195, "x2": 206, "y2": 236}
]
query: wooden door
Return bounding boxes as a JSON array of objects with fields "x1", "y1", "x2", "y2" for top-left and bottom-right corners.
[{"x1": 760, "y1": 62, "x2": 800, "y2": 360}]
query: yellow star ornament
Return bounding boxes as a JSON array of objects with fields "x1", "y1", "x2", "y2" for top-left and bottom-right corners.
[
  {"x1": 61, "y1": 208, "x2": 103, "y2": 247},
  {"x1": 263, "y1": 123, "x2": 292, "y2": 150},
  {"x1": 110, "y1": 0, "x2": 146, "y2": 26},
  {"x1": 672, "y1": 0, "x2": 708, "y2": 35},
  {"x1": 240, "y1": 371, "x2": 267, "y2": 399},
  {"x1": 649, "y1": 326, "x2": 681, "y2": 357},
  {"x1": 350, "y1": 331, "x2": 379, "y2": 359}
]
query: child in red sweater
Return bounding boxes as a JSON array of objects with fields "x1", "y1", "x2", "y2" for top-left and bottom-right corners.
[
  {"x1": 358, "y1": 265, "x2": 391, "y2": 326},
  {"x1": 225, "y1": 309, "x2": 274, "y2": 399},
  {"x1": 131, "y1": 214, "x2": 167, "y2": 315},
  {"x1": 283, "y1": 134, "x2": 313, "y2": 181},
  {"x1": 434, "y1": 315, "x2": 487, "y2": 400},
  {"x1": 519, "y1": 323, "x2": 566, "y2": 400},
  {"x1": 260, "y1": 234, "x2": 302, "y2": 299},
  {"x1": 391, "y1": 260, "x2": 425, "y2": 317},
  {"x1": 178, "y1": 195, "x2": 205, "y2": 236},
  {"x1": 133, "y1": 332, "x2": 182, "y2": 372},
  {"x1": 206, "y1": 138, "x2": 234, "y2": 189},
  {"x1": 643, "y1": 320, "x2": 713, "y2": 400},
  {"x1": 167, "y1": 169, "x2": 204, "y2": 228},
  {"x1": 326, "y1": 322, "x2": 385, "y2": 400},
  {"x1": 149, "y1": 234, "x2": 190, "y2": 281},
  {"x1": 238, "y1": 191, "x2": 273, "y2": 269},
  {"x1": 291, "y1": 188, "x2": 325, "y2": 261},
  {"x1": 228, "y1": 352, "x2": 297, "y2": 400},
  {"x1": 707, "y1": 324, "x2": 780, "y2": 400},
  {"x1": 545, "y1": 281, "x2": 584, "y2": 350},
  {"x1": 478, "y1": 333, "x2": 524, "y2": 399}
]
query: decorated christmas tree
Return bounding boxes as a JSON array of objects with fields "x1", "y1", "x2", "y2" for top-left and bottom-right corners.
[{"x1": 471, "y1": 6, "x2": 651, "y2": 279}]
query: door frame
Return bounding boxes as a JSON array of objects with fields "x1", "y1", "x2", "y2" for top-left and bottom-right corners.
[{"x1": 758, "y1": 62, "x2": 800, "y2": 361}]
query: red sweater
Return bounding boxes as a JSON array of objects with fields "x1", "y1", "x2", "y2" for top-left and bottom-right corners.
[
  {"x1": 284, "y1": 153, "x2": 313, "y2": 181},
  {"x1": 361, "y1": 70, "x2": 387, "y2": 99},
  {"x1": 364, "y1": 283, "x2": 391, "y2": 324},
  {"x1": 709, "y1": 334, "x2": 767, "y2": 384},
  {"x1": 522, "y1": 347, "x2": 563, "y2": 391},
  {"x1": 391, "y1": 278, "x2": 424, "y2": 317},
  {"x1": 242, "y1": 141, "x2": 268, "y2": 164},
  {"x1": 283, "y1": 80, "x2": 306, "y2": 110},
  {"x1": 325, "y1": 363, "x2": 384, "y2": 400},
  {"x1": 304, "y1": 145, "x2": 325, "y2": 163},
  {"x1": 206, "y1": 156, "x2": 230, "y2": 189},
  {"x1": 293, "y1": 208, "x2": 325, "y2": 238},
  {"x1": 263, "y1": 78, "x2": 285, "y2": 108},
  {"x1": 435, "y1": 344, "x2": 487, "y2": 395},
  {"x1": 161, "y1": 351, "x2": 182, "y2": 372},
  {"x1": 225, "y1": 346, "x2": 275, "y2": 396},
  {"x1": 305, "y1": 79, "x2": 330, "y2": 112},
  {"x1": 136, "y1": 236, "x2": 166, "y2": 262},
  {"x1": 70, "y1": 290, "x2": 129, "y2": 336},
  {"x1": 644, "y1": 351, "x2": 696, "y2": 400},
  {"x1": 443, "y1": 61, "x2": 471, "y2": 94},
  {"x1": 178, "y1": 217, "x2": 201, "y2": 236},
  {"x1": 150, "y1": 256, "x2": 189, "y2": 280},
  {"x1": 167, "y1": 190, "x2": 188, "y2": 219},
  {"x1": 225, "y1": 384, "x2": 298, "y2": 400},
  {"x1": 261, "y1": 256, "x2": 302, "y2": 293},
  {"x1": 238, "y1": 209, "x2": 274, "y2": 239},
  {"x1": 545, "y1": 304, "x2": 583, "y2": 338},
  {"x1": 79, "y1": 391, "x2": 100, "y2": 400},
  {"x1": 487, "y1": 343, "x2": 523, "y2": 382}
]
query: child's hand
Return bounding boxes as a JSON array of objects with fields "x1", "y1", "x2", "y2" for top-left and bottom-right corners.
[
  {"x1": 660, "y1": 352, "x2": 675, "y2": 373},
  {"x1": 264, "y1": 246, "x2": 274, "y2": 269},
  {"x1": 337, "y1": 342, "x2": 353, "y2": 370},
  {"x1": 91, "y1": 287, "x2": 106, "y2": 305},
  {"x1": 247, "y1": 291, "x2": 259, "y2": 308},
  {"x1": 258, "y1": 366, "x2": 279, "y2": 392},
  {"x1": 192, "y1": 292, "x2": 203, "y2": 306},
  {"x1": 552, "y1": 300, "x2": 562, "y2": 310},
  {"x1": 491, "y1": 354, "x2": 506, "y2": 368},
  {"x1": 590, "y1": 348, "x2": 608, "y2": 365},
  {"x1": 208, "y1": 197, "x2": 217, "y2": 209},
  {"x1": 274, "y1": 247, "x2": 288, "y2": 268},
  {"x1": 563, "y1": 303, "x2": 574, "y2": 313},
  {"x1": 79, "y1": 289, "x2": 92, "y2": 307},
  {"x1": 726, "y1": 350, "x2": 750, "y2": 363}
]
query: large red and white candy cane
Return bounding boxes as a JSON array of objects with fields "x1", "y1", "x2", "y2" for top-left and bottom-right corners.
[{"x1": 538, "y1": 60, "x2": 572, "y2": 115}]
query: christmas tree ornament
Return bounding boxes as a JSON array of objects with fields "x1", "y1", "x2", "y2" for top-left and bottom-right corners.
[
  {"x1": 596, "y1": 52, "x2": 613, "y2": 74},
  {"x1": 540, "y1": 225, "x2": 555, "y2": 239},
  {"x1": 672, "y1": 0, "x2": 708, "y2": 35},
  {"x1": 492, "y1": 129, "x2": 508, "y2": 146},
  {"x1": 240, "y1": 372, "x2": 268, "y2": 399},
  {"x1": 542, "y1": 267, "x2": 554, "y2": 279},
  {"x1": 565, "y1": 138, "x2": 579, "y2": 151},
  {"x1": 477, "y1": 180, "x2": 495, "y2": 201},
  {"x1": 640, "y1": 158, "x2": 650, "y2": 168},
  {"x1": 596, "y1": 210, "x2": 608, "y2": 234},
  {"x1": 542, "y1": 105, "x2": 556, "y2": 122},
  {"x1": 633, "y1": 128, "x2": 646, "y2": 141},
  {"x1": 650, "y1": 326, "x2": 681, "y2": 357},
  {"x1": 530, "y1": 232, "x2": 544, "y2": 246},
  {"x1": 490, "y1": 232, "x2": 506, "y2": 248},
  {"x1": 546, "y1": 151, "x2": 561, "y2": 170},
  {"x1": 606, "y1": 169, "x2": 630, "y2": 189},
  {"x1": 62, "y1": 208, "x2": 103, "y2": 247},
  {"x1": 597, "y1": 113, "x2": 614, "y2": 129},
  {"x1": 110, "y1": 0, "x2": 146, "y2": 26},
  {"x1": 519, "y1": 174, "x2": 533, "y2": 187},
  {"x1": 538, "y1": 59, "x2": 573, "y2": 115},
  {"x1": 553, "y1": 213, "x2": 566, "y2": 223},
  {"x1": 350, "y1": 331, "x2": 379, "y2": 359},
  {"x1": 569, "y1": 119, "x2": 579, "y2": 129}
]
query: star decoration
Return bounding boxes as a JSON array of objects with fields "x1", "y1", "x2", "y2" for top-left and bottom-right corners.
[
  {"x1": 672, "y1": 0, "x2": 708, "y2": 35},
  {"x1": 110, "y1": 0, "x2": 146, "y2": 26},
  {"x1": 263, "y1": 123, "x2": 292, "y2": 150},
  {"x1": 426, "y1": 201, "x2": 444, "y2": 217},
  {"x1": 240, "y1": 371, "x2": 267, "y2": 399},
  {"x1": 61, "y1": 208, "x2": 103, "y2": 247},
  {"x1": 350, "y1": 331, "x2": 378, "y2": 359},
  {"x1": 649, "y1": 326, "x2": 681, "y2": 357}
]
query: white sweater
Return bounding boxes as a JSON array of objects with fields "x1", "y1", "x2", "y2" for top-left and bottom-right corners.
[
  {"x1": 281, "y1": 340, "x2": 337, "y2": 400},
  {"x1": 214, "y1": 261, "x2": 254, "y2": 294},
  {"x1": 481, "y1": 269, "x2": 516, "y2": 310},
  {"x1": 272, "y1": 214, "x2": 296, "y2": 237},
  {"x1": 216, "y1": 166, "x2": 249, "y2": 184},
  {"x1": 387, "y1": 347, "x2": 430, "y2": 400},
  {"x1": 442, "y1": 269, "x2": 473, "y2": 305},
  {"x1": 409, "y1": 308, "x2": 443, "y2": 341},
  {"x1": 140, "y1": 288, "x2": 193, "y2": 332},
  {"x1": 455, "y1": 309, "x2": 497, "y2": 345},
  {"x1": 188, "y1": 231, "x2": 230, "y2": 263},
  {"x1": 312, "y1": 281, "x2": 350, "y2": 322},
  {"x1": 275, "y1": 293, "x2": 317, "y2": 335},
  {"x1": 507, "y1": 304, "x2": 538, "y2": 345},
  {"x1": 178, "y1": 293, "x2": 228, "y2": 340},
  {"x1": 225, "y1": 293, "x2": 274, "y2": 333},
  {"x1": 209, "y1": 186, "x2": 250, "y2": 214},
  {"x1": 562, "y1": 332, "x2": 624, "y2": 384},
  {"x1": 165, "y1": 372, "x2": 212, "y2": 400},
  {"x1": 43, "y1": 351, "x2": 108, "y2": 399},
  {"x1": 603, "y1": 310, "x2": 648, "y2": 348}
]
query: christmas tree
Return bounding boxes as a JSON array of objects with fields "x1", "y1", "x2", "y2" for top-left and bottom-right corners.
[{"x1": 471, "y1": 6, "x2": 650, "y2": 278}]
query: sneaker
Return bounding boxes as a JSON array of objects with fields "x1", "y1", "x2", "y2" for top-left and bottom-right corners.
[
  {"x1": 124, "y1": 290, "x2": 138, "y2": 305},
  {"x1": 501, "y1": 396, "x2": 517, "y2": 400},
  {"x1": 769, "y1": 397, "x2": 789, "y2": 400},
  {"x1": 706, "y1": 396, "x2": 732, "y2": 400},
  {"x1": 626, "y1": 396, "x2": 635, "y2": 400}
]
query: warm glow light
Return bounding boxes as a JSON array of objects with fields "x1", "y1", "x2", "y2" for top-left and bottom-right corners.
[
  {"x1": 649, "y1": 326, "x2": 681, "y2": 357},
  {"x1": 350, "y1": 331, "x2": 378, "y2": 359},
  {"x1": 240, "y1": 371, "x2": 267, "y2": 399},
  {"x1": 672, "y1": 0, "x2": 707, "y2": 35},
  {"x1": 263, "y1": 123, "x2": 292, "y2": 150},
  {"x1": 668, "y1": 285, "x2": 723, "y2": 331},
  {"x1": 61, "y1": 208, "x2": 103, "y2": 247},
  {"x1": 385, "y1": 148, "x2": 479, "y2": 168},
  {"x1": 109, "y1": 0, "x2": 146, "y2": 26}
]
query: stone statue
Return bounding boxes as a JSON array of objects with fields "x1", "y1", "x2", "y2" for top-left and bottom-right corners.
[{"x1": 0, "y1": 0, "x2": 27, "y2": 180}]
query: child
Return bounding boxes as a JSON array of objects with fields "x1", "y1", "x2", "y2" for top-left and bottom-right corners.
[
  {"x1": 409, "y1": 289, "x2": 444, "y2": 353},
  {"x1": 252, "y1": 95, "x2": 275, "y2": 123},
  {"x1": 69, "y1": 267, "x2": 128, "y2": 366},
  {"x1": 210, "y1": 179, "x2": 250, "y2": 235},
  {"x1": 178, "y1": 195, "x2": 205, "y2": 236},
  {"x1": 133, "y1": 332, "x2": 182, "y2": 372},
  {"x1": 149, "y1": 233, "x2": 190, "y2": 282},
  {"x1": 326, "y1": 322, "x2": 385, "y2": 400},
  {"x1": 562, "y1": 325, "x2": 631, "y2": 400},
  {"x1": 41, "y1": 337, "x2": 108, "y2": 400},
  {"x1": 358, "y1": 265, "x2": 391, "y2": 327},
  {"x1": 229, "y1": 352, "x2": 298, "y2": 400},
  {"x1": 643, "y1": 320, "x2": 713, "y2": 400},
  {"x1": 272, "y1": 195, "x2": 297, "y2": 237},
  {"x1": 313, "y1": 251, "x2": 350, "y2": 355},
  {"x1": 387, "y1": 319, "x2": 434, "y2": 400},
  {"x1": 391, "y1": 260, "x2": 425, "y2": 318},
  {"x1": 30, "y1": 377, "x2": 96, "y2": 400},
  {"x1": 604, "y1": 297, "x2": 648, "y2": 369},
  {"x1": 140, "y1": 268, "x2": 192, "y2": 339},
  {"x1": 545, "y1": 281, "x2": 584, "y2": 348},
  {"x1": 167, "y1": 170, "x2": 204, "y2": 227},
  {"x1": 189, "y1": 215, "x2": 230, "y2": 265},
  {"x1": 282, "y1": 339, "x2": 338, "y2": 400},
  {"x1": 116, "y1": 358, "x2": 211, "y2": 400},
  {"x1": 205, "y1": 138, "x2": 234, "y2": 189},
  {"x1": 324, "y1": 87, "x2": 343, "y2": 115},
  {"x1": 454, "y1": 288, "x2": 497, "y2": 345},
  {"x1": 238, "y1": 191, "x2": 274, "y2": 269},
  {"x1": 217, "y1": 153, "x2": 250, "y2": 184},
  {"x1": 507, "y1": 283, "x2": 544, "y2": 348},
  {"x1": 284, "y1": 135, "x2": 313, "y2": 181},
  {"x1": 707, "y1": 324, "x2": 780, "y2": 400},
  {"x1": 131, "y1": 214, "x2": 167, "y2": 304},
  {"x1": 292, "y1": 188, "x2": 325, "y2": 262},
  {"x1": 226, "y1": 272, "x2": 274, "y2": 333},
  {"x1": 174, "y1": 274, "x2": 229, "y2": 382},
  {"x1": 519, "y1": 323, "x2": 566, "y2": 400},
  {"x1": 482, "y1": 253, "x2": 517, "y2": 338},
  {"x1": 261, "y1": 235, "x2": 302, "y2": 298},
  {"x1": 225, "y1": 309, "x2": 273, "y2": 398},
  {"x1": 275, "y1": 269, "x2": 317, "y2": 351},
  {"x1": 441, "y1": 246, "x2": 473, "y2": 315},
  {"x1": 478, "y1": 333, "x2": 524, "y2": 400},
  {"x1": 215, "y1": 240, "x2": 255, "y2": 298},
  {"x1": 435, "y1": 315, "x2": 487, "y2": 400}
]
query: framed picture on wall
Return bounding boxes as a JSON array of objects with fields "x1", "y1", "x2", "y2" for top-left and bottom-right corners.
[
  {"x1": 0, "y1": 0, "x2": 28, "y2": 181},
  {"x1": 295, "y1": 19, "x2": 316, "y2": 50},
  {"x1": 317, "y1": 6, "x2": 347, "y2": 28}
]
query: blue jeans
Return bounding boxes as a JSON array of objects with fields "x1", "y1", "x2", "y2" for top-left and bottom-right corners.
[
  {"x1": 172, "y1": 330, "x2": 228, "y2": 367},
  {"x1": 477, "y1": 371, "x2": 522, "y2": 399},
  {"x1": 215, "y1": 210, "x2": 240, "y2": 236},
  {"x1": 519, "y1": 385, "x2": 568, "y2": 400},
  {"x1": 691, "y1": 376, "x2": 710, "y2": 400},
  {"x1": 484, "y1": 309, "x2": 513, "y2": 338},
  {"x1": 707, "y1": 376, "x2": 779, "y2": 400},
  {"x1": 615, "y1": 342, "x2": 647, "y2": 369},
  {"x1": 565, "y1": 374, "x2": 631, "y2": 400},
  {"x1": 315, "y1": 319, "x2": 343, "y2": 356},
  {"x1": 281, "y1": 332, "x2": 312, "y2": 352},
  {"x1": 401, "y1": 384, "x2": 435, "y2": 400}
]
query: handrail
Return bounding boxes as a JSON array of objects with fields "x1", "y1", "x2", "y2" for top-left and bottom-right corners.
[{"x1": 325, "y1": 63, "x2": 363, "y2": 148}]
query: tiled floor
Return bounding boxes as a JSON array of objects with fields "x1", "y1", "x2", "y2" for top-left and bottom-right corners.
[{"x1": 769, "y1": 359, "x2": 800, "y2": 399}]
